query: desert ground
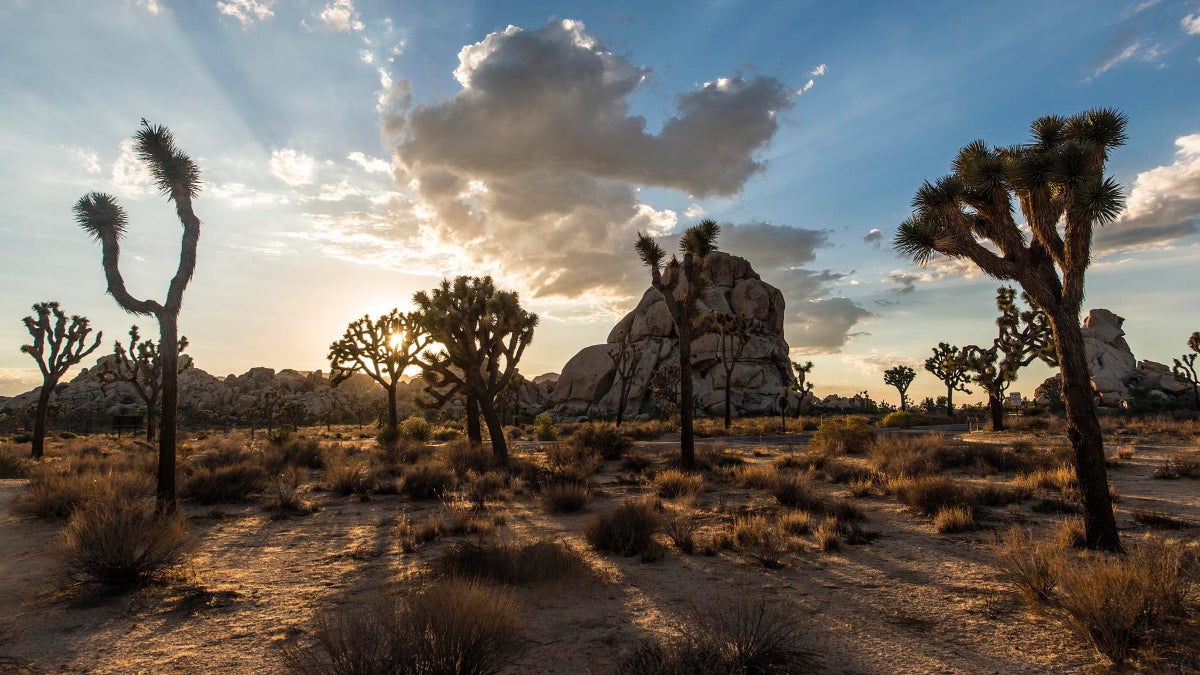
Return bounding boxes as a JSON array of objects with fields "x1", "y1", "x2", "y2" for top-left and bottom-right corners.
[{"x1": 0, "y1": 417, "x2": 1197, "y2": 674}]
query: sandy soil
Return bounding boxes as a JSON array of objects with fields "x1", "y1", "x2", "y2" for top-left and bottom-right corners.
[{"x1": 0, "y1": 430, "x2": 1197, "y2": 674}]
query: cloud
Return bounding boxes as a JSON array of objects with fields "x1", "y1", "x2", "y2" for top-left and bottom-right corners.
[
  {"x1": 309, "y1": 0, "x2": 362, "y2": 32},
  {"x1": 381, "y1": 19, "x2": 794, "y2": 302},
  {"x1": 684, "y1": 204, "x2": 704, "y2": 218},
  {"x1": 886, "y1": 270, "x2": 920, "y2": 295},
  {"x1": 1184, "y1": 9, "x2": 1200, "y2": 35},
  {"x1": 788, "y1": 297, "x2": 874, "y2": 354},
  {"x1": 0, "y1": 368, "x2": 41, "y2": 397},
  {"x1": 269, "y1": 148, "x2": 316, "y2": 186},
  {"x1": 111, "y1": 139, "x2": 151, "y2": 196},
  {"x1": 1088, "y1": 39, "x2": 1163, "y2": 80},
  {"x1": 137, "y1": 0, "x2": 162, "y2": 14},
  {"x1": 811, "y1": 63, "x2": 827, "y2": 77},
  {"x1": 797, "y1": 62, "x2": 827, "y2": 95},
  {"x1": 1097, "y1": 133, "x2": 1200, "y2": 251},
  {"x1": 217, "y1": 0, "x2": 276, "y2": 27},
  {"x1": 863, "y1": 228, "x2": 883, "y2": 248},
  {"x1": 208, "y1": 182, "x2": 288, "y2": 207},
  {"x1": 347, "y1": 151, "x2": 390, "y2": 173},
  {"x1": 64, "y1": 145, "x2": 100, "y2": 174}
]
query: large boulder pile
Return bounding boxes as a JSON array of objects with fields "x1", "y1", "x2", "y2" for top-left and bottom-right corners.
[
  {"x1": 550, "y1": 251, "x2": 794, "y2": 418},
  {"x1": 1035, "y1": 309, "x2": 1190, "y2": 407}
]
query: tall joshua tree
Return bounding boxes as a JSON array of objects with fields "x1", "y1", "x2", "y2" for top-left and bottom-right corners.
[
  {"x1": 790, "y1": 360, "x2": 814, "y2": 417},
  {"x1": 636, "y1": 219, "x2": 719, "y2": 470},
  {"x1": 1173, "y1": 331, "x2": 1200, "y2": 409},
  {"x1": 894, "y1": 108, "x2": 1127, "y2": 550},
  {"x1": 712, "y1": 311, "x2": 754, "y2": 429},
  {"x1": 75, "y1": 120, "x2": 201, "y2": 512},
  {"x1": 328, "y1": 309, "x2": 430, "y2": 431},
  {"x1": 20, "y1": 302, "x2": 102, "y2": 458},
  {"x1": 961, "y1": 287, "x2": 1057, "y2": 431},
  {"x1": 414, "y1": 276, "x2": 537, "y2": 465},
  {"x1": 96, "y1": 325, "x2": 190, "y2": 442},
  {"x1": 607, "y1": 330, "x2": 643, "y2": 427},
  {"x1": 883, "y1": 365, "x2": 916, "y2": 411},
  {"x1": 924, "y1": 343, "x2": 971, "y2": 417}
]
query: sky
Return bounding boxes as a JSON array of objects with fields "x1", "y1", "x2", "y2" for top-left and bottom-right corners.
[{"x1": 1, "y1": 0, "x2": 1198, "y2": 406}]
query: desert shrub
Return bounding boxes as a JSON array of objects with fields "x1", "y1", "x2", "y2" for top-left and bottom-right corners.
[
  {"x1": 61, "y1": 496, "x2": 189, "y2": 586},
  {"x1": 283, "y1": 579, "x2": 524, "y2": 675},
  {"x1": 272, "y1": 438, "x2": 326, "y2": 470},
  {"x1": 620, "y1": 452, "x2": 655, "y2": 475},
  {"x1": 393, "y1": 515, "x2": 442, "y2": 553},
  {"x1": 810, "y1": 416, "x2": 874, "y2": 454},
  {"x1": 376, "y1": 438, "x2": 433, "y2": 467},
  {"x1": 375, "y1": 425, "x2": 402, "y2": 451},
  {"x1": 1058, "y1": 540, "x2": 1194, "y2": 665},
  {"x1": 778, "y1": 510, "x2": 813, "y2": 536},
  {"x1": 17, "y1": 467, "x2": 153, "y2": 519},
  {"x1": 444, "y1": 439, "x2": 493, "y2": 476},
  {"x1": 992, "y1": 525, "x2": 1062, "y2": 605},
  {"x1": 618, "y1": 595, "x2": 821, "y2": 675},
  {"x1": 1013, "y1": 464, "x2": 1078, "y2": 496},
  {"x1": 571, "y1": 423, "x2": 632, "y2": 460},
  {"x1": 182, "y1": 461, "x2": 266, "y2": 504},
  {"x1": 544, "y1": 442, "x2": 601, "y2": 483},
  {"x1": 541, "y1": 481, "x2": 590, "y2": 513},
  {"x1": 399, "y1": 417, "x2": 432, "y2": 443},
  {"x1": 585, "y1": 497, "x2": 661, "y2": 558},
  {"x1": 664, "y1": 510, "x2": 697, "y2": 554},
  {"x1": 431, "y1": 426, "x2": 461, "y2": 442},
  {"x1": 933, "y1": 506, "x2": 975, "y2": 533},
  {"x1": 431, "y1": 538, "x2": 588, "y2": 585},
  {"x1": 870, "y1": 435, "x2": 942, "y2": 477},
  {"x1": 1152, "y1": 452, "x2": 1200, "y2": 479},
  {"x1": 732, "y1": 518, "x2": 788, "y2": 568},
  {"x1": 1131, "y1": 509, "x2": 1192, "y2": 530},
  {"x1": 326, "y1": 459, "x2": 377, "y2": 498},
  {"x1": 881, "y1": 410, "x2": 919, "y2": 428},
  {"x1": 0, "y1": 447, "x2": 25, "y2": 478},
  {"x1": 620, "y1": 419, "x2": 674, "y2": 441},
  {"x1": 533, "y1": 413, "x2": 558, "y2": 441},
  {"x1": 465, "y1": 470, "x2": 508, "y2": 507},
  {"x1": 888, "y1": 476, "x2": 979, "y2": 515},
  {"x1": 772, "y1": 472, "x2": 823, "y2": 511},
  {"x1": 401, "y1": 462, "x2": 456, "y2": 500},
  {"x1": 267, "y1": 426, "x2": 295, "y2": 447},
  {"x1": 267, "y1": 467, "x2": 316, "y2": 515},
  {"x1": 655, "y1": 469, "x2": 703, "y2": 499},
  {"x1": 736, "y1": 463, "x2": 779, "y2": 490},
  {"x1": 818, "y1": 457, "x2": 875, "y2": 484},
  {"x1": 813, "y1": 517, "x2": 840, "y2": 551}
]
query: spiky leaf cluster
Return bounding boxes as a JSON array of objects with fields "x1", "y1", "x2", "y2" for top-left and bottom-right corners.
[{"x1": 21, "y1": 302, "x2": 103, "y2": 381}]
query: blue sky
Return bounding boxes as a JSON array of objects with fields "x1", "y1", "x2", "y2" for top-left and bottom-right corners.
[{"x1": 1, "y1": 0, "x2": 1198, "y2": 405}]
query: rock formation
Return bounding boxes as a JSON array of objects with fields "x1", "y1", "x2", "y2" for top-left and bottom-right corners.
[{"x1": 551, "y1": 251, "x2": 794, "y2": 418}]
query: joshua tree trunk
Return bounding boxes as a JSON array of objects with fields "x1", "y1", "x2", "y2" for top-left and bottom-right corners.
[
  {"x1": 1049, "y1": 309, "x2": 1120, "y2": 551},
  {"x1": 146, "y1": 408, "x2": 157, "y2": 443},
  {"x1": 723, "y1": 369, "x2": 733, "y2": 431},
  {"x1": 386, "y1": 383, "x2": 399, "y2": 430},
  {"x1": 465, "y1": 395, "x2": 482, "y2": 446},
  {"x1": 943, "y1": 388, "x2": 954, "y2": 417},
  {"x1": 478, "y1": 395, "x2": 508, "y2": 465},
  {"x1": 678, "y1": 324, "x2": 695, "y2": 470},
  {"x1": 158, "y1": 317, "x2": 179, "y2": 513},
  {"x1": 31, "y1": 382, "x2": 55, "y2": 460},
  {"x1": 988, "y1": 393, "x2": 1005, "y2": 432}
]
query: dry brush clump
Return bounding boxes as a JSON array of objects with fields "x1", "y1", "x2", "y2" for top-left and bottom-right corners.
[
  {"x1": 617, "y1": 595, "x2": 820, "y2": 674},
  {"x1": 654, "y1": 469, "x2": 704, "y2": 499},
  {"x1": 266, "y1": 467, "x2": 317, "y2": 516},
  {"x1": 400, "y1": 461, "x2": 457, "y2": 500},
  {"x1": 540, "y1": 480, "x2": 591, "y2": 514},
  {"x1": 0, "y1": 446, "x2": 25, "y2": 478},
  {"x1": 570, "y1": 423, "x2": 633, "y2": 460},
  {"x1": 325, "y1": 457, "x2": 378, "y2": 498},
  {"x1": 283, "y1": 579, "x2": 525, "y2": 675},
  {"x1": 16, "y1": 463, "x2": 153, "y2": 519},
  {"x1": 1153, "y1": 451, "x2": 1200, "y2": 480},
  {"x1": 430, "y1": 537, "x2": 590, "y2": 585},
  {"x1": 933, "y1": 505, "x2": 976, "y2": 533},
  {"x1": 810, "y1": 416, "x2": 875, "y2": 454},
  {"x1": 544, "y1": 441, "x2": 602, "y2": 483},
  {"x1": 61, "y1": 493, "x2": 189, "y2": 586},
  {"x1": 585, "y1": 496, "x2": 662, "y2": 560}
]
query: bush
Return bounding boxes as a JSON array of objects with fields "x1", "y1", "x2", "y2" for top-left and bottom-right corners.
[
  {"x1": 326, "y1": 459, "x2": 377, "y2": 498},
  {"x1": 1152, "y1": 452, "x2": 1200, "y2": 479},
  {"x1": 0, "y1": 447, "x2": 25, "y2": 478},
  {"x1": 16, "y1": 468, "x2": 153, "y2": 519},
  {"x1": 881, "y1": 410, "x2": 919, "y2": 428},
  {"x1": 772, "y1": 472, "x2": 823, "y2": 511},
  {"x1": 283, "y1": 579, "x2": 524, "y2": 675},
  {"x1": 401, "y1": 462, "x2": 456, "y2": 500},
  {"x1": 664, "y1": 510, "x2": 697, "y2": 554},
  {"x1": 267, "y1": 426, "x2": 295, "y2": 446},
  {"x1": 571, "y1": 423, "x2": 632, "y2": 460},
  {"x1": 992, "y1": 525, "x2": 1061, "y2": 605},
  {"x1": 736, "y1": 464, "x2": 779, "y2": 490},
  {"x1": 813, "y1": 517, "x2": 841, "y2": 551},
  {"x1": 431, "y1": 426, "x2": 461, "y2": 442},
  {"x1": 465, "y1": 470, "x2": 508, "y2": 508},
  {"x1": 888, "y1": 476, "x2": 979, "y2": 515},
  {"x1": 267, "y1": 467, "x2": 316, "y2": 515},
  {"x1": 182, "y1": 461, "x2": 266, "y2": 504},
  {"x1": 533, "y1": 413, "x2": 558, "y2": 441},
  {"x1": 374, "y1": 425, "x2": 402, "y2": 450},
  {"x1": 933, "y1": 505, "x2": 975, "y2": 533},
  {"x1": 399, "y1": 417, "x2": 432, "y2": 443},
  {"x1": 585, "y1": 497, "x2": 661, "y2": 558},
  {"x1": 544, "y1": 442, "x2": 601, "y2": 483},
  {"x1": 431, "y1": 538, "x2": 588, "y2": 585},
  {"x1": 654, "y1": 469, "x2": 703, "y2": 499},
  {"x1": 541, "y1": 481, "x2": 590, "y2": 513},
  {"x1": 61, "y1": 496, "x2": 189, "y2": 586},
  {"x1": 810, "y1": 416, "x2": 874, "y2": 454},
  {"x1": 272, "y1": 438, "x2": 326, "y2": 470},
  {"x1": 444, "y1": 439, "x2": 493, "y2": 475},
  {"x1": 618, "y1": 596, "x2": 820, "y2": 674},
  {"x1": 870, "y1": 435, "x2": 942, "y2": 477}
]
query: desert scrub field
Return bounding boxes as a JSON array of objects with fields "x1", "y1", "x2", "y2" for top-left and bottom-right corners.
[{"x1": 0, "y1": 420, "x2": 1197, "y2": 673}]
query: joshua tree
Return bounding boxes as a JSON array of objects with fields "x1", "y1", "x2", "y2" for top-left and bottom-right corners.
[
  {"x1": 74, "y1": 120, "x2": 201, "y2": 512},
  {"x1": 95, "y1": 325, "x2": 190, "y2": 442},
  {"x1": 413, "y1": 276, "x2": 537, "y2": 464},
  {"x1": 711, "y1": 311, "x2": 754, "y2": 430},
  {"x1": 924, "y1": 343, "x2": 971, "y2": 417},
  {"x1": 328, "y1": 309, "x2": 430, "y2": 431},
  {"x1": 20, "y1": 302, "x2": 102, "y2": 459},
  {"x1": 1173, "y1": 331, "x2": 1200, "y2": 409},
  {"x1": 790, "y1": 360, "x2": 814, "y2": 417},
  {"x1": 636, "y1": 219, "x2": 720, "y2": 470},
  {"x1": 607, "y1": 330, "x2": 643, "y2": 427},
  {"x1": 883, "y1": 365, "x2": 916, "y2": 411},
  {"x1": 650, "y1": 362, "x2": 682, "y2": 418},
  {"x1": 894, "y1": 108, "x2": 1127, "y2": 550},
  {"x1": 961, "y1": 288, "x2": 1057, "y2": 431}
]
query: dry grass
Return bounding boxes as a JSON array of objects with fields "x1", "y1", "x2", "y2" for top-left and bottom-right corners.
[
  {"x1": 540, "y1": 480, "x2": 590, "y2": 513},
  {"x1": 0, "y1": 446, "x2": 24, "y2": 478},
  {"x1": 465, "y1": 470, "x2": 508, "y2": 508},
  {"x1": 325, "y1": 459, "x2": 377, "y2": 498},
  {"x1": 1130, "y1": 509, "x2": 1194, "y2": 530},
  {"x1": 182, "y1": 461, "x2": 266, "y2": 504},
  {"x1": 664, "y1": 509, "x2": 698, "y2": 554},
  {"x1": 813, "y1": 517, "x2": 841, "y2": 551},
  {"x1": 887, "y1": 476, "x2": 980, "y2": 515},
  {"x1": 992, "y1": 525, "x2": 1062, "y2": 605},
  {"x1": 16, "y1": 466, "x2": 153, "y2": 519},
  {"x1": 933, "y1": 506, "x2": 976, "y2": 533},
  {"x1": 654, "y1": 469, "x2": 703, "y2": 499},
  {"x1": 570, "y1": 423, "x2": 632, "y2": 460},
  {"x1": 585, "y1": 497, "x2": 661, "y2": 559},
  {"x1": 400, "y1": 461, "x2": 456, "y2": 500},
  {"x1": 444, "y1": 439, "x2": 494, "y2": 476},
  {"x1": 772, "y1": 472, "x2": 822, "y2": 510},
  {"x1": 544, "y1": 442, "x2": 601, "y2": 483},
  {"x1": 431, "y1": 538, "x2": 589, "y2": 585},
  {"x1": 810, "y1": 416, "x2": 875, "y2": 454},
  {"x1": 736, "y1": 463, "x2": 779, "y2": 490},
  {"x1": 1152, "y1": 452, "x2": 1200, "y2": 479},
  {"x1": 61, "y1": 495, "x2": 189, "y2": 586},
  {"x1": 266, "y1": 467, "x2": 317, "y2": 515}
]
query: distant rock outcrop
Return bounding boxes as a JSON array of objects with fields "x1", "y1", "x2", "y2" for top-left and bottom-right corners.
[{"x1": 550, "y1": 251, "x2": 794, "y2": 418}]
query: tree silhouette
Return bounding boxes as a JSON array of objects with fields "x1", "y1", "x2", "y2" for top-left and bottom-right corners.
[
  {"x1": 328, "y1": 309, "x2": 430, "y2": 431},
  {"x1": 74, "y1": 120, "x2": 201, "y2": 513},
  {"x1": 883, "y1": 365, "x2": 916, "y2": 411},
  {"x1": 924, "y1": 343, "x2": 971, "y2": 417},
  {"x1": 636, "y1": 219, "x2": 720, "y2": 470},
  {"x1": 413, "y1": 276, "x2": 537, "y2": 464},
  {"x1": 607, "y1": 330, "x2": 643, "y2": 427},
  {"x1": 961, "y1": 288, "x2": 1057, "y2": 431},
  {"x1": 894, "y1": 108, "x2": 1127, "y2": 550},
  {"x1": 95, "y1": 325, "x2": 190, "y2": 442},
  {"x1": 1173, "y1": 331, "x2": 1200, "y2": 409},
  {"x1": 20, "y1": 302, "x2": 102, "y2": 458},
  {"x1": 711, "y1": 311, "x2": 754, "y2": 429},
  {"x1": 790, "y1": 360, "x2": 814, "y2": 417}
]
